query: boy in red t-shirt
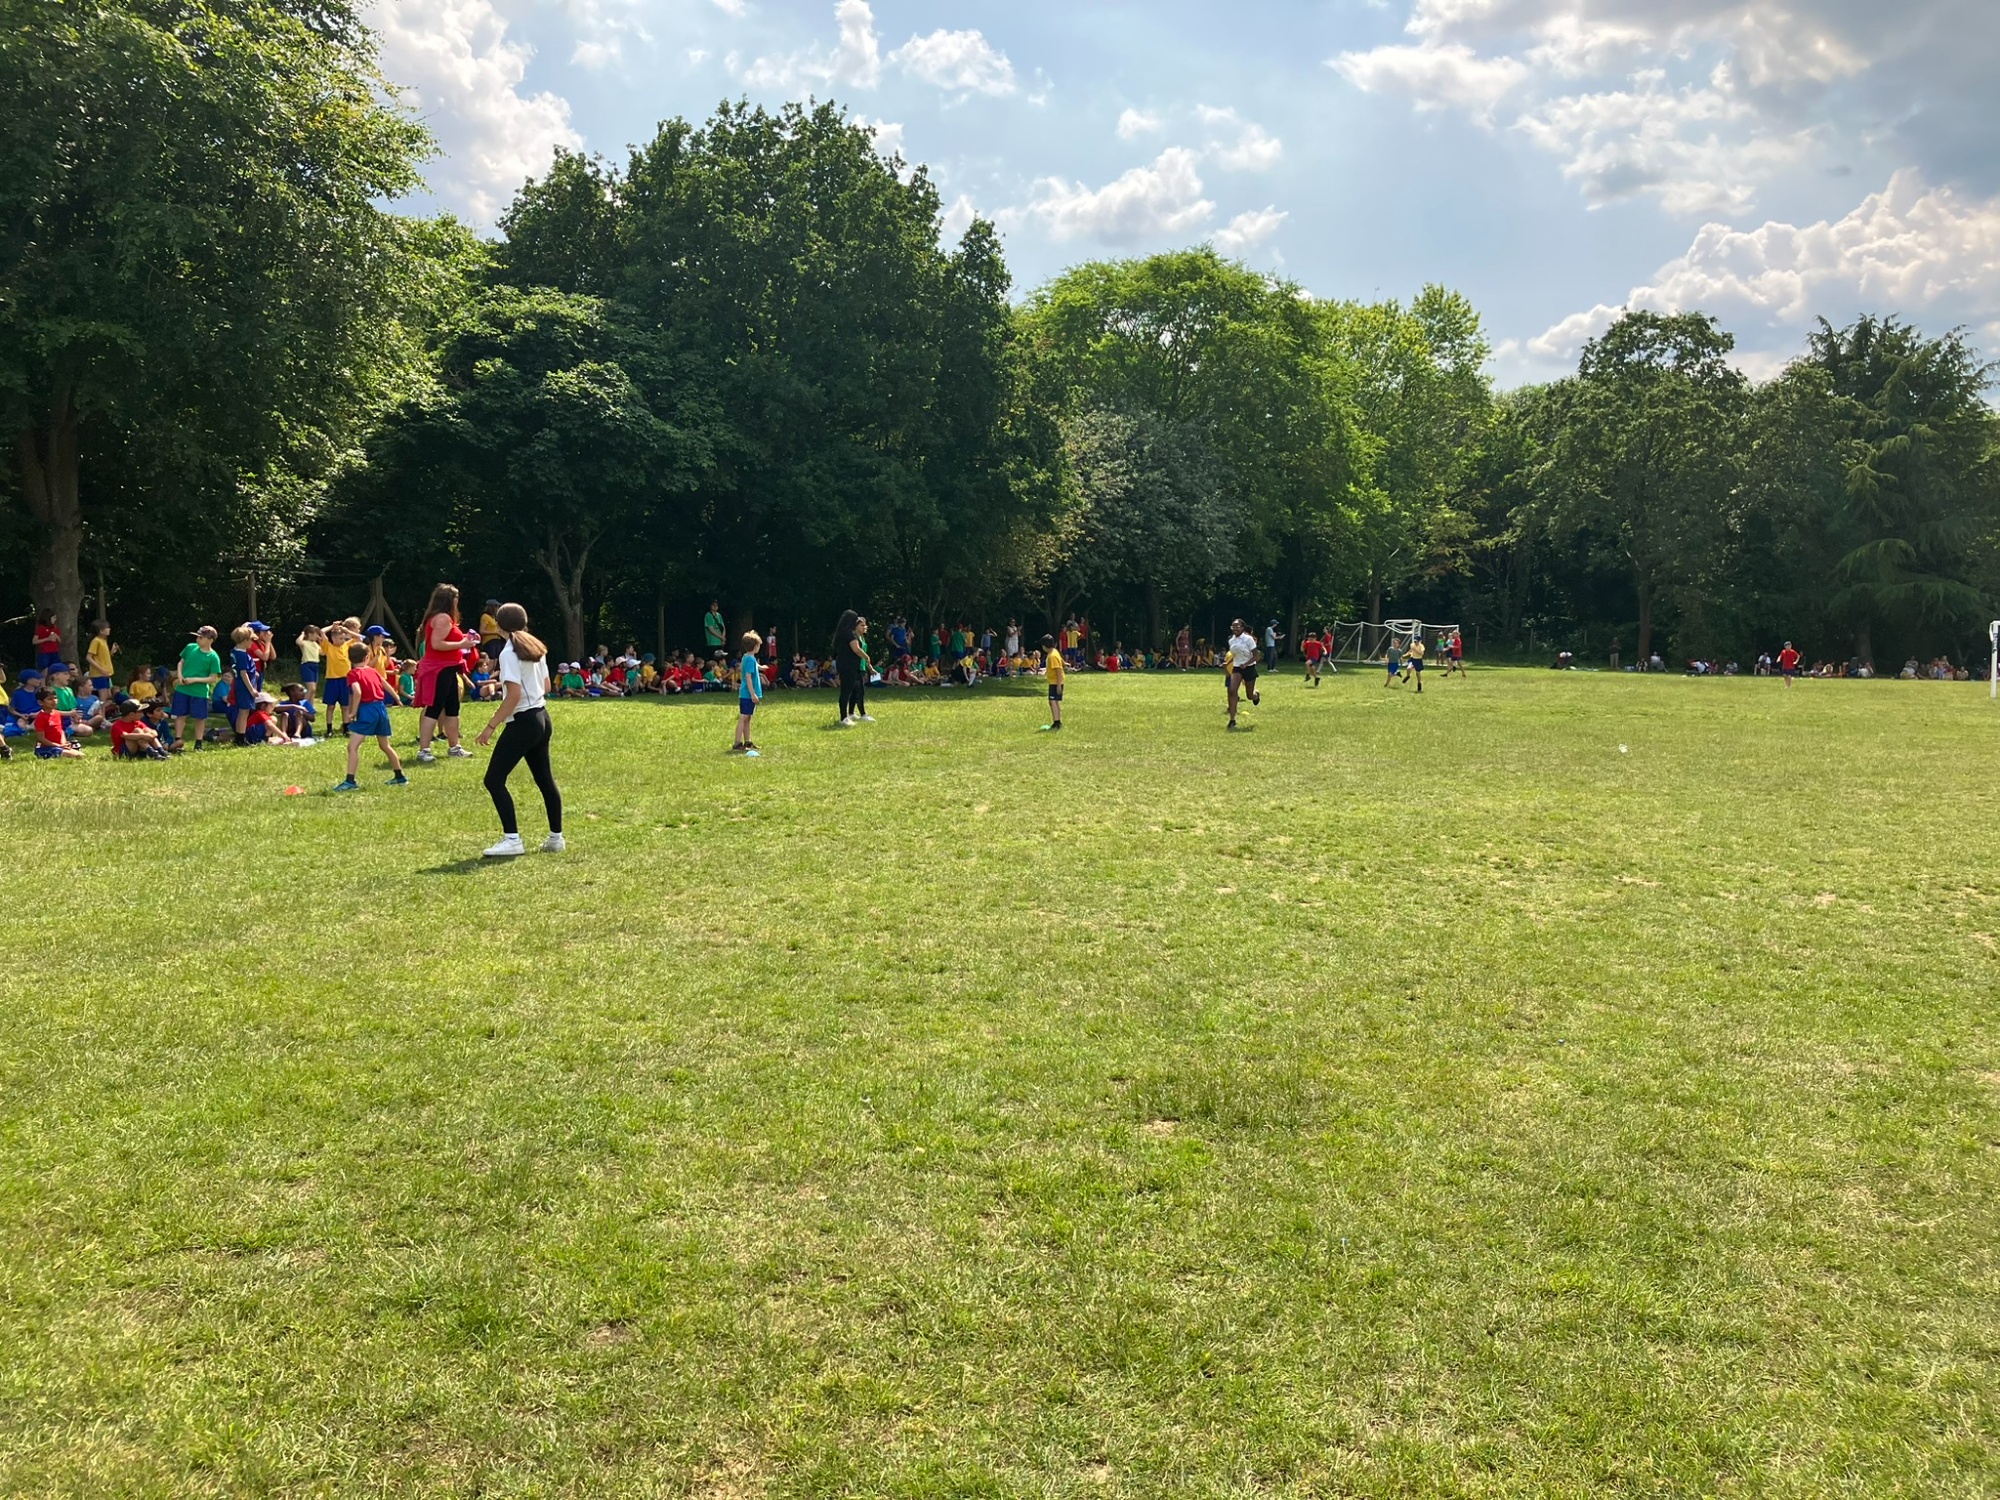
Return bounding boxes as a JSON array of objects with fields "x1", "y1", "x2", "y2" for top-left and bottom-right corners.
[
  {"x1": 109, "y1": 700, "x2": 167, "y2": 759},
  {"x1": 1302, "y1": 630, "x2": 1326, "y2": 687},
  {"x1": 1777, "y1": 640, "x2": 1801, "y2": 687},
  {"x1": 33, "y1": 690, "x2": 83, "y2": 759},
  {"x1": 333, "y1": 642, "x2": 408, "y2": 790}
]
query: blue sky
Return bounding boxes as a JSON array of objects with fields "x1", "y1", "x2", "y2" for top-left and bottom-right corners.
[{"x1": 371, "y1": 0, "x2": 2000, "y2": 384}]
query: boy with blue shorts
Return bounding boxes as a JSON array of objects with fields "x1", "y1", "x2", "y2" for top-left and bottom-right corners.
[
  {"x1": 732, "y1": 631, "x2": 764, "y2": 756},
  {"x1": 334, "y1": 642, "x2": 407, "y2": 790}
]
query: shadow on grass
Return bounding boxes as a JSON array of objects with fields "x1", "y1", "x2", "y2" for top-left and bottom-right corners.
[{"x1": 418, "y1": 856, "x2": 507, "y2": 877}]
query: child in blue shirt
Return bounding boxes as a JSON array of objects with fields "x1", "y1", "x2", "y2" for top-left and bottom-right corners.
[{"x1": 732, "y1": 632, "x2": 764, "y2": 757}]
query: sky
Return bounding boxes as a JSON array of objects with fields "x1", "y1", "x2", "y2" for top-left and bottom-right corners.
[{"x1": 366, "y1": 0, "x2": 2000, "y2": 385}]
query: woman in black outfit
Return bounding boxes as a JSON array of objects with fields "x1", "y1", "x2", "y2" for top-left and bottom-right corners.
[
  {"x1": 833, "y1": 609, "x2": 868, "y2": 727},
  {"x1": 474, "y1": 603, "x2": 563, "y2": 857}
]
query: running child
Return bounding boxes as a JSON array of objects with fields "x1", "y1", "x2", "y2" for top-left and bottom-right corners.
[
  {"x1": 1302, "y1": 629, "x2": 1325, "y2": 687},
  {"x1": 334, "y1": 642, "x2": 408, "y2": 791},
  {"x1": 1778, "y1": 640, "x2": 1800, "y2": 687},
  {"x1": 1384, "y1": 634, "x2": 1403, "y2": 687},
  {"x1": 733, "y1": 631, "x2": 764, "y2": 755},
  {"x1": 1225, "y1": 618, "x2": 1260, "y2": 730},
  {"x1": 1406, "y1": 633, "x2": 1427, "y2": 693},
  {"x1": 1040, "y1": 633, "x2": 1065, "y2": 731}
]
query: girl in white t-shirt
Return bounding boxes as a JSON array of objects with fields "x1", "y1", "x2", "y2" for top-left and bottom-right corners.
[{"x1": 474, "y1": 603, "x2": 563, "y2": 858}]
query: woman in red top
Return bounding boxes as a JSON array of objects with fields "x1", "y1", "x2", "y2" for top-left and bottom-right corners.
[{"x1": 414, "y1": 583, "x2": 479, "y2": 762}]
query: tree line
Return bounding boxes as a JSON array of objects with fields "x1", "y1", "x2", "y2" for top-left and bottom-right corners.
[{"x1": 6, "y1": 0, "x2": 1998, "y2": 670}]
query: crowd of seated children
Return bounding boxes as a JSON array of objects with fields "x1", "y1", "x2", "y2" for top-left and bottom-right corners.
[{"x1": 1900, "y1": 656, "x2": 1969, "y2": 681}]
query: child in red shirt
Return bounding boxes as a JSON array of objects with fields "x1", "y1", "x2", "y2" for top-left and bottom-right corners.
[
  {"x1": 33, "y1": 690, "x2": 83, "y2": 759},
  {"x1": 109, "y1": 701, "x2": 167, "y2": 759},
  {"x1": 334, "y1": 642, "x2": 408, "y2": 790},
  {"x1": 1302, "y1": 631, "x2": 1325, "y2": 687}
]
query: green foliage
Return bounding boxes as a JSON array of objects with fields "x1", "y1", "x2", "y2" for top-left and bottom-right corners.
[{"x1": 0, "y1": 0, "x2": 433, "y2": 653}]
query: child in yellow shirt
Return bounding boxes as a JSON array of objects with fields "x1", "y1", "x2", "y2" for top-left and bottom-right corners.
[{"x1": 1039, "y1": 634, "x2": 1065, "y2": 732}]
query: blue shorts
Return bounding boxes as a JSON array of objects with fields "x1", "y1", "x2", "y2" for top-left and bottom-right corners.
[
  {"x1": 301, "y1": 663, "x2": 320, "y2": 684},
  {"x1": 34, "y1": 743, "x2": 65, "y2": 758},
  {"x1": 36, "y1": 652, "x2": 61, "y2": 672},
  {"x1": 170, "y1": 691, "x2": 211, "y2": 719},
  {"x1": 739, "y1": 697, "x2": 756, "y2": 717},
  {"x1": 90, "y1": 676, "x2": 111, "y2": 692},
  {"x1": 349, "y1": 701, "x2": 392, "y2": 739},
  {"x1": 322, "y1": 678, "x2": 350, "y2": 707}
]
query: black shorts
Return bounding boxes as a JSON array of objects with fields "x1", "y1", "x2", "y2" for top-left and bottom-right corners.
[
  {"x1": 480, "y1": 638, "x2": 503, "y2": 660},
  {"x1": 1048, "y1": 683, "x2": 1064, "y2": 702},
  {"x1": 426, "y1": 668, "x2": 461, "y2": 718},
  {"x1": 1234, "y1": 662, "x2": 1258, "y2": 685}
]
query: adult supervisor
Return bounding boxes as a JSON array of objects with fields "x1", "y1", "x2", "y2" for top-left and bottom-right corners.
[
  {"x1": 833, "y1": 610, "x2": 873, "y2": 726},
  {"x1": 415, "y1": 583, "x2": 480, "y2": 763},
  {"x1": 703, "y1": 601, "x2": 726, "y2": 656},
  {"x1": 476, "y1": 603, "x2": 563, "y2": 857}
]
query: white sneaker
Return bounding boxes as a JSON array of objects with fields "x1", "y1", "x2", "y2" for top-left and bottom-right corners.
[
  {"x1": 858, "y1": 713, "x2": 875, "y2": 722},
  {"x1": 416, "y1": 749, "x2": 436, "y2": 764},
  {"x1": 448, "y1": 745, "x2": 473, "y2": 758},
  {"x1": 837, "y1": 716, "x2": 854, "y2": 727},
  {"x1": 483, "y1": 834, "x2": 525, "y2": 858},
  {"x1": 540, "y1": 833, "x2": 566, "y2": 853}
]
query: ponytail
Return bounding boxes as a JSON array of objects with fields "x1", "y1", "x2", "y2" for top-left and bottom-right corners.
[{"x1": 493, "y1": 603, "x2": 546, "y2": 662}]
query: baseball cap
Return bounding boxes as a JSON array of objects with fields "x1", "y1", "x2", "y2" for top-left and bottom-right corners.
[
  {"x1": 364, "y1": 625, "x2": 390, "y2": 638},
  {"x1": 19, "y1": 667, "x2": 42, "y2": 681},
  {"x1": 193, "y1": 625, "x2": 217, "y2": 638},
  {"x1": 246, "y1": 620, "x2": 270, "y2": 632}
]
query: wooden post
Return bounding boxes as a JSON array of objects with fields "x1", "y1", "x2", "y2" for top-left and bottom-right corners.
[{"x1": 246, "y1": 571, "x2": 258, "y2": 623}]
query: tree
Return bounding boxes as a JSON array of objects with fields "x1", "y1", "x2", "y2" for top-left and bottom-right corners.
[
  {"x1": 325, "y1": 289, "x2": 719, "y2": 660},
  {"x1": 1020, "y1": 249, "x2": 1359, "y2": 635},
  {"x1": 1, "y1": 0, "x2": 429, "y2": 656},
  {"x1": 1318, "y1": 287, "x2": 1493, "y2": 622},
  {"x1": 1540, "y1": 311, "x2": 1749, "y2": 661},
  {"x1": 1803, "y1": 316, "x2": 2000, "y2": 661}
]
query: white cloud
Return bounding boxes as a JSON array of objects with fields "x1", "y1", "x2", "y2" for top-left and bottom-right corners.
[
  {"x1": 1213, "y1": 206, "x2": 1289, "y2": 254},
  {"x1": 854, "y1": 115, "x2": 904, "y2": 159},
  {"x1": 739, "y1": 0, "x2": 880, "y2": 93},
  {"x1": 368, "y1": 0, "x2": 579, "y2": 226},
  {"x1": 1331, "y1": 2, "x2": 1911, "y2": 215},
  {"x1": 562, "y1": 0, "x2": 648, "y2": 70},
  {"x1": 940, "y1": 193, "x2": 978, "y2": 243},
  {"x1": 1514, "y1": 77, "x2": 1819, "y2": 213},
  {"x1": 1529, "y1": 170, "x2": 2000, "y2": 358},
  {"x1": 1118, "y1": 108, "x2": 1165, "y2": 140},
  {"x1": 1330, "y1": 42, "x2": 1528, "y2": 116},
  {"x1": 1018, "y1": 147, "x2": 1215, "y2": 244},
  {"x1": 1197, "y1": 106, "x2": 1283, "y2": 171},
  {"x1": 890, "y1": 28, "x2": 1017, "y2": 96},
  {"x1": 710, "y1": 0, "x2": 746, "y2": 14}
]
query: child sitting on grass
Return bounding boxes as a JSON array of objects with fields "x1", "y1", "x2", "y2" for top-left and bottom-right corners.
[
  {"x1": 127, "y1": 665, "x2": 158, "y2": 703},
  {"x1": 34, "y1": 690, "x2": 83, "y2": 759},
  {"x1": 275, "y1": 683, "x2": 315, "y2": 740},
  {"x1": 109, "y1": 700, "x2": 167, "y2": 759}
]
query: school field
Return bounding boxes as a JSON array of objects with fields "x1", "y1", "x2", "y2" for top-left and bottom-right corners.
[{"x1": 3, "y1": 667, "x2": 1998, "y2": 1497}]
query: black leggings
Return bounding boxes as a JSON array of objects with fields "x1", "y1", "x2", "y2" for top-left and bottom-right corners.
[
  {"x1": 484, "y1": 707, "x2": 560, "y2": 836},
  {"x1": 838, "y1": 669, "x2": 865, "y2": 719}
]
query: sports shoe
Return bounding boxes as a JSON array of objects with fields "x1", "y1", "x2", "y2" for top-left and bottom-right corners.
[
  {"x1": 333, "y1": 777, "x2": 359, "y2": 791},
  {"x1": 448, "y1": 745, "x2": 473, "y2": 758},
  {"x1": 858, "y1": 713, "x2": 875, "y2": 722},
  {"x1": 540, "y1": 833, "x2": 566, "y2": 853},
  {"x1": 416, "y1": 749, "x2": 436, "y2": 764},
  {"x1": 484, "y1": 834, "x2": 525, "y2": 858},
  {"x1": 388, "y1": 773, "x2": 409, "y2": 786},
  {"x1": 836, "y1": 716, "x2": 854, "y2": 728}
]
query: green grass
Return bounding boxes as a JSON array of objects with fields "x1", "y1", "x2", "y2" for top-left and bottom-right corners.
[{"x1": 3, "y1": 668, "x2": 1999, "y2": 1498}]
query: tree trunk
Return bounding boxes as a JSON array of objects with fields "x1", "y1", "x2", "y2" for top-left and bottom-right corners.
[
  {"x1": 534, "y1": 531, "x2": 594, "y2": 663},
  {"x1": 1368, "y1": 573, "x2": 1383, "y2": 625},
  {"x1": 1853, "y1": 622, "x2": 1872, "y2": 668},
  {"x1": 1146, "y1": 581, "x2": 1163, "y2": 651},
  {"x1": 1635, "y1": 574, "x2": 1654, "y2": 664},
  {"x1": 16, "y1": 385, "x2": 85, "y2": 660},
  {"x1": 656, "y1": 586, "x2": 667, "y2": 665}
]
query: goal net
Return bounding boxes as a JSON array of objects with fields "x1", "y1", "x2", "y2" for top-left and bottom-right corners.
[{"x1": 1329, "y1": 619, "x2": 1461, "y2": 665}]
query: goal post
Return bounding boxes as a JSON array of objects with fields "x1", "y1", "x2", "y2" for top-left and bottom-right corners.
[{"x1": 1330, "y1": 619, "x2": 1461, "y2": 665}]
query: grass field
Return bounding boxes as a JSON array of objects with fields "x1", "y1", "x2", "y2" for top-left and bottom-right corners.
[{"x1": 3, "y1": 666, "x2": 1999, "y2": 1498}]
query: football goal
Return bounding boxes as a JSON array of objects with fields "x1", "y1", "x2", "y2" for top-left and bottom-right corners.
[{"x1": 1329, "y1": 619, "x2": 1461, "y2": 665}]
